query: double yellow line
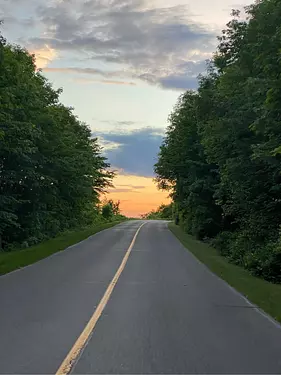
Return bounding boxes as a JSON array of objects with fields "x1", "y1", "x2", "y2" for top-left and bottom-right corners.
[{"x1": 56, "y1": 222, "x2": 146, "y2": 375}]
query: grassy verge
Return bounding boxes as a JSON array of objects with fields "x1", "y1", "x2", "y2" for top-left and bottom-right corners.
[
  {"x1": 169, "y1": 223, "x2": 281, "y2": 324},
  {"x1": 0, "y1": 221, "x2": 123, "y2": 276}
]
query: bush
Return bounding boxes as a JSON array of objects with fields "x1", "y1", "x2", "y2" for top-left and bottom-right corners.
[
  {"x1": 213, "y1": 229, "x2": 281, "y2": 283},
  {"x1": 245, "y1": 241, "x2": 281, "y2": 283},
  {"x1": 102, "y1": 204, "x2": 113, "y2": 219},
  {"x1": 212, "y1": 231, "x2": 235, "y2": 257}
]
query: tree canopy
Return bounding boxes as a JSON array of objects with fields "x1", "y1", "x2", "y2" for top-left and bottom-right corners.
[
  {"x1": 0, "y1": 29, "x2": 114, "y2": 249},
  {"x1": 155, "y1": 0, "x2": 281, "y2": 283}
]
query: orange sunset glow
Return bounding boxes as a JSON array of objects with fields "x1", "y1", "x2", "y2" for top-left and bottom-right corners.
[{"x1": 105, "y1": 174, "x2": 170, "y2": 218}]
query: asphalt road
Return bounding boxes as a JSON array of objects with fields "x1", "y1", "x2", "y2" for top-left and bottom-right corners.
[{"x1": 0, "y1": 220, "x2": 281, "y2": 374}]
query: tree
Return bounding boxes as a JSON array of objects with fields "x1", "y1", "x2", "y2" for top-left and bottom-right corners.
[
  {"x1": 142, "y1": 203, "x2": 173, "y2": 220},
  {"x1": 101, "y1": 199, "x2": 122, "y2": 220},
  {"x1": 155, "y1": 0, "x2": 281, "y2": 282},
  {"x1": 0, "y1": 29, "x2": 114, "y2": 249},
  {"x1": 155, "y1": 91, "x2": 222, "y2": 239}
]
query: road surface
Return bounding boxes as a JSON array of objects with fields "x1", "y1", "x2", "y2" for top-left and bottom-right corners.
[{"x1": 0, "y1": 220, "x2": 281, "y2": 374}]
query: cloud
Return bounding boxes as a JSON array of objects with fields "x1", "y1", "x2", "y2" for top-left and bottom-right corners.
[
  {"x1": 31, "y1": 45, "x2": 57, "y2": 68},
  {"x1": 109, "y1": 188, "x2": 140, "y2": 193},
  {"x1": 106, "y1": 173, "x2": 170, "y2": 217},
  {"x1": 108, "y1": 183, "x2": 146, "y2": 193},
  {"x1": 29, "y1": 0, "x2": 215, "y2": 90},
  {"x1": 43, "y1": 67, "x2": 114, "y2": 76},
  {"x1": 73, "y1": 77, "x2": 136, "y2": 86},
  {"x1": 118, "y1": 184, "x2": 146, "y2": 189},
  {"x1": 116, "y1": 121, "x2": 137, "y2": 126},
  {"x1": 43, "y1": 62, "x2": 204, "y2": 90},
  {"x1": 97, "y1": 127, "x2": 164, "y2": 177},
  {"x1": 97, "y1": 138, "x2": 121, "y2": 151},
  {"x1": 159, "y1": 75, "x2": 198, "y2": 90},
  {"x1": 91, "y1": 119, "x2": 141, "y2": 134},
  {"x1": 92, "y1": 79, "x2": 136, "y2": 86},
  {"x1": 93, "y1": 119, "x2": 138, "y2": 127},
  {"x1": 0, "y1": 15, "x2": 36, "y2": 28}
]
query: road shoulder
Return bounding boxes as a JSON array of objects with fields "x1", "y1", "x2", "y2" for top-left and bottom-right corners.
[
  {"x1": 169, "y1": 222, "x2": 281, "y2": 324},
  {"x1": 0, "y1": 221, "x2": 124, "y2": 276}
]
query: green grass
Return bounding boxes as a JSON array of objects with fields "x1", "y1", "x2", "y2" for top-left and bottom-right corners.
[
  {"x1": 169, "y1": 223, "x2": 281, "y2": 324},
  {"x1": 0, "y1": 221, "x2": 123, "y2": 276}
]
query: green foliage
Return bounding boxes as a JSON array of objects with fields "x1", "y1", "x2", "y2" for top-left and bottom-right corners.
[
  {"x1": 101, "y1": 199, "x2": 126, "y2": 221},
  {"x1": 142, "y1": 203, "x2": 173, "y2": 220},
  {"x1": 102, "y1": 203, "x2": 113, "y2": 219},
  {"x1": 155, "y1": 91, "x2": 222, "y2": 239},
  {"x1": 155, "y1": 0, "x2": 281, "y2": 282},
  {"x1": 0, "y1": 30, "x2": 115, "y2": 250}
]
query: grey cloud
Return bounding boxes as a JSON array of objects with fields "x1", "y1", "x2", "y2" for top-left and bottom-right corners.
[
  {"x1": 117, "y1": 184, "x2": 146, "y2": 189},
  {"x1": 73, "y1": 77, "x2": 136, "y2": 86},
  {"x1": 116, "y1": 121, "x2": 136, "y2": 126},
  {"x1": 159, "y1": 75, "x2": 198, "y2": 90},
  {"x1": 110, "y1": 188, "x2": 140, "y2": 193},
  {"x1": 0, "y1": 16, "x2": 35, "y2": 28},
  {"x1": 31, "y1": 0, "x2": 215, "y2": 90},
  {"x1": 44, "y1": 67, "x2": 135, "y2": 85},
  {"x1": 43, "y1": 62, "x2": 204, "y2": 90},
  {"x1": 95, "y1": 79, "x2": 136, "y2": 86},
  {"x1": 93, "y1": 119, "x2": 138, "y2": 127},
  {"x1": 43, "y1": 67, "x2": 111, "y2": 75},
  {"x1": 0, "y1": 0, "x2": 38, "y2": 23},
  {"x1": 92, "y1": 117, "x2": 138, "y2": 132},
  {"x1": 97, "y1": 127, "x2": 164, "y2": 177}
]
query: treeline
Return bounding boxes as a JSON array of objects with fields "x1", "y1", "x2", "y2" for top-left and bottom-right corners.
[
  {"x1": 0, "y1": 29, "x2": 116, "y2": 250},
  {"x1": 155, "y1": 0, "x2": 281, "y2": 283},
  {"x1": 142, "y1": 203, "x2": 173, "y2": 220}
]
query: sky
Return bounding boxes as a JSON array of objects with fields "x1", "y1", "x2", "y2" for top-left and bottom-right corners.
[{"x1": 0, "y1": 0, "x2": 253, "y2": 217}]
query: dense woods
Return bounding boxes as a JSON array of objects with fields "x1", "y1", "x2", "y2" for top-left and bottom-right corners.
[
  {"x1": 0, "y1": 29, "x2": 115, "y2": 250},
  {"x1": 155, "y1": 0, "x2": 281, "y2": 283}
]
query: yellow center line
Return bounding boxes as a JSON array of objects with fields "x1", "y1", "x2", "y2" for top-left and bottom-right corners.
[{"x1": 55, "y1": 222, "x2": 147, "y2": 375}]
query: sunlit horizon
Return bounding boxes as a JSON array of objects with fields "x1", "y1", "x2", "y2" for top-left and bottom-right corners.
[{"x1": 105, "y1": 174, "x2": 170, "y2": 217}]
